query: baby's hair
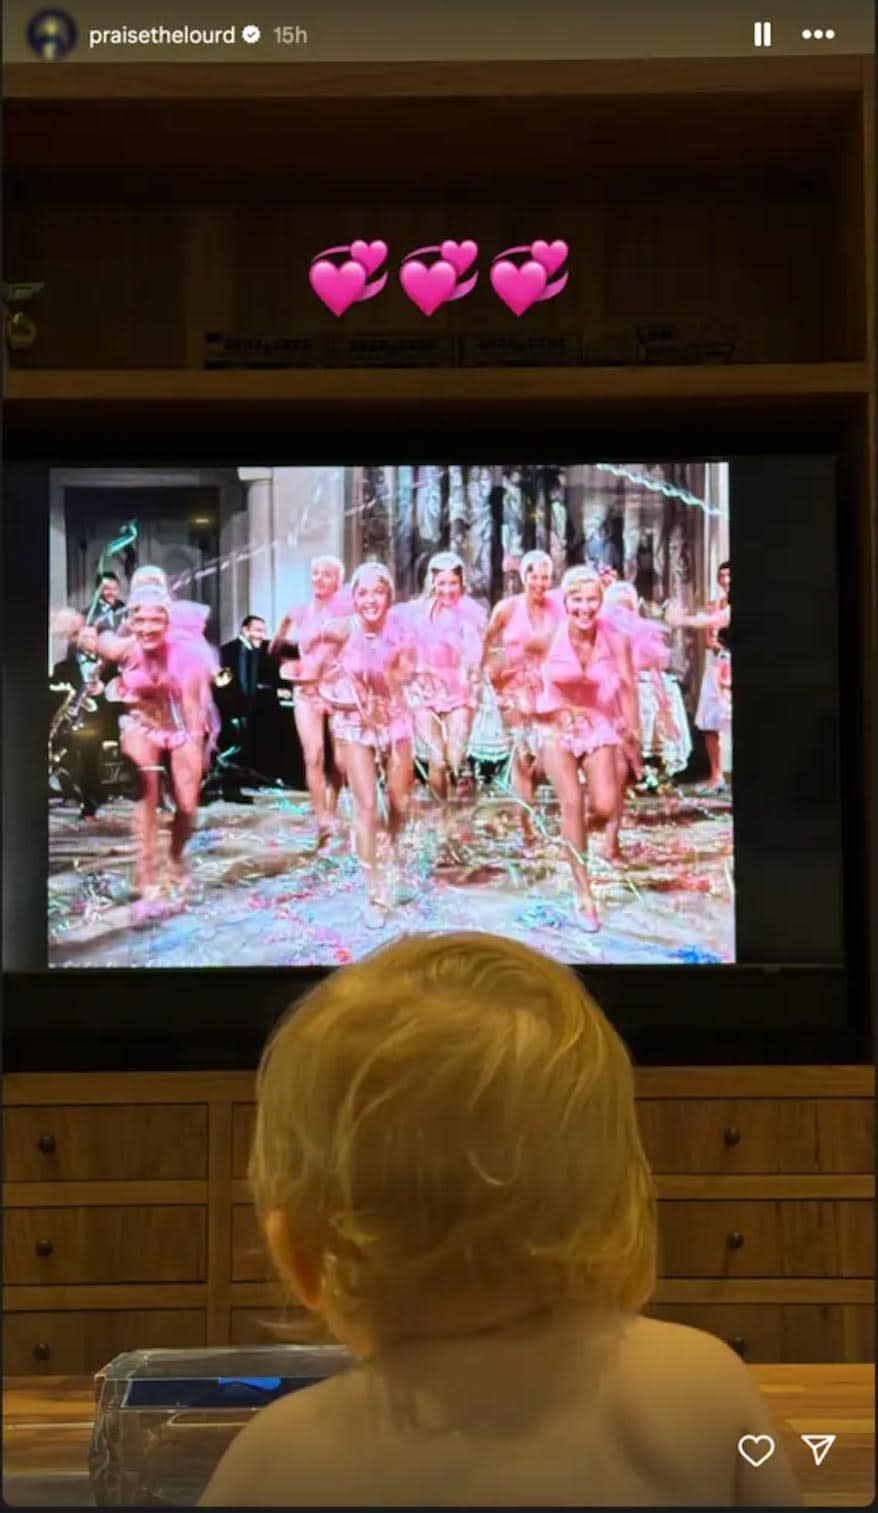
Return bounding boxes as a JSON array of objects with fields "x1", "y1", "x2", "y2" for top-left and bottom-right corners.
[
  {"x1": 250, "y1": 932, "x2": 656, "y2": 1343},
  {"x1": 561, "y1": 565, "x2": 603, "y2": 600}
]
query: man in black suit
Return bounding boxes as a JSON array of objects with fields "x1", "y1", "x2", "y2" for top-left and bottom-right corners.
[
  {"x1": 215, "y1": 615, "x2": 280, "y2": 802},
  {"x1": 50, "y1": 625, "x2": 116, "y2": 818},
  {"x1": 86, "y1": 570, "x2": 127, "y2": 633}
]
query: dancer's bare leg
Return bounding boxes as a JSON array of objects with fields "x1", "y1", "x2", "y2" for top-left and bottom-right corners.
[
  {"x1": 446, "y1": 706, "x2": 474, "y2": 792},
  {"x1": 604, "y1": 746, "x2": 630, "y2": 861},
  {"x1": 344, "y1": 742, "x2": 381, "y2": 903},
  {"x1": 582, "y1": 747, "x2": 619, "y2": 869},
  {"x1": 122, "y1": 729, "x2": 161, "y2": 893},
  {"x1": 385, "y1": 743, "x2": 414, "y2": 854},
  {"x1": 167, "y1": 739, "x2": 202, "y2": 891},
  {"x1": 295, "y1": 698, "x2": 332, "y2": 835},
  {"x1": 511, "y1": 743, "x2": 538, "y2": 842},
  {"x1": 542, "y1": 741, "x2": 598, "y2": 927},
  {"x1": 416, "y1": 708, "x2": 447, "y2": 802},
  {"x1": 703, "y1": 730, "x2": 723, "y2": 789}
]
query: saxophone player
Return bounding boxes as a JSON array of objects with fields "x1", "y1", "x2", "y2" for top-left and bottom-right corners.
[{"x1": 50, "y1": 625, "x2": 115, "y2": 818}]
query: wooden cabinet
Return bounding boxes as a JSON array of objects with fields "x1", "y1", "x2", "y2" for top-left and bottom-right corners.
[
  {"x1": 4, "y1": 1105, "x2": 208, "y2": 1182},
  {"x1": 4, "y1": 1310, "x2": 206, "y2": 1375},
  {"x1": 4, "y1": 1207, "x2": 207, "y2": 1285},
  {"x1": 638, "y1": 1099, "x2": 874, "y2": 1175},
  {"x1": 3, "y1": 1068, "x2": 872, "y2": 1374}
]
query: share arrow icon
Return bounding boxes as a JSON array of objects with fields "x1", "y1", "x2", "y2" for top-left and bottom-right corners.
[{"x1": 801, "y1": 1434, "x2": 836, "y2": 1466}]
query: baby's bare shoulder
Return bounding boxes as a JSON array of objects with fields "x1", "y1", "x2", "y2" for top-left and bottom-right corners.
[{"x1": 199, "y1": 1373, "x2": 357, "y2": 1507}]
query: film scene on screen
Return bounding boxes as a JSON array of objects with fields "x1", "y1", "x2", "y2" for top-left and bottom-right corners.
[{"x1": 47, "y1": 462, "x2": 733, "y2": 968}]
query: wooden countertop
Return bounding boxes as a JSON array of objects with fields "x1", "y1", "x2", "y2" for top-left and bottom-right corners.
[{"x1": 3, "y1": 1367, "x2": 874, "y2": 1507}]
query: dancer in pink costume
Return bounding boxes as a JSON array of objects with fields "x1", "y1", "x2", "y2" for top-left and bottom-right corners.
[
  {"x1": 666, "y1": 561, "x2": 731, "y2": 793},
  {"x1": 408, "y1": 551, "x2": 487, "y2": 802},
  {"x1": 538, "y1": 567, "x2": 640, "y2": 930},
  {"x1": 271, "y1": 555, "x2": 349, "y2": 842},
  {"x1": 307, "y1": 562, "x2": 417, "y2": 924},
  {"x1": 601, "y1": 581, "x2": 689, "y2": 852},
  {"x1": 482, "y1": 550, "x2": 564, "y2": 841},
  {"x1": 94, "y1": 567, "x2": 219, "y2": 907}
]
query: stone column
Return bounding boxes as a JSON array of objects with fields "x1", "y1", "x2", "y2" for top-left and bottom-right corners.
[
  {"x1": 270, "y1": 467, "x2": 347, "y2": 620},
  {"x1": 49, "y1": 476, "x2": 69, "y2": 671},
  {"x1": 238, "y1": 467, "x2": 275, "y2": 633}
]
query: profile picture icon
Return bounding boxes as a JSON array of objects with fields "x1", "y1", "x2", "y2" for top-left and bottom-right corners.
[{"x1": 27, "y1": 9, "x2": 78, "y2": 59}]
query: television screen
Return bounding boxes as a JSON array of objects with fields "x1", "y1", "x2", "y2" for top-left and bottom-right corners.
[{"x1": 37, "y1": 459, "x2": 843, "y2": 976}]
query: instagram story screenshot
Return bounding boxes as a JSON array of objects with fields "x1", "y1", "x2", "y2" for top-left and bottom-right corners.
[{"x1": 2, "y1": 0, "x2": 876, "y2": 1506}]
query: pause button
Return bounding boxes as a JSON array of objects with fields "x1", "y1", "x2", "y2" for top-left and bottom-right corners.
[{"x1": 754, "y1": 20, "x2": 773, "y2": 46}]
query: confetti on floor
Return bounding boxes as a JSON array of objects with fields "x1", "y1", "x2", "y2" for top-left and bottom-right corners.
[{"x1": 48, "y1": 784, "x2": 735, "y2": 968}]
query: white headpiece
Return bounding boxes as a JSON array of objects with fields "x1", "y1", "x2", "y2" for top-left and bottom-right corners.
[
  {"x1": 312, "y1": 554, "x2": 344, "y2": 580},
  {"x1": 561, "y1": 565, "x2": 603, "y2": 599},
  {"x1": 520, "y1": 550, "x2": 554, "y2": 583},
  {"x1": 427, "y1": 550, "x2": 466, "y2": 585},
  {"x1": 351, "y1": 561, "x2": 395, "y2": 600},
  {"x1": 128, "y1": 565, "x2": 171, "y2": 613}
]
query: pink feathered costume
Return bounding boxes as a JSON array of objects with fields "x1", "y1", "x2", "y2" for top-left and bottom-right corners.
[
  {"x1": 537, "y1": 618, "x2": 627, "y2": 758},
  {"x1": 100, "y1": 599, "x2": 220, "y2": 755},
  {"x1": 325, "y1": 606, "x2": 417, "y2": 753}
]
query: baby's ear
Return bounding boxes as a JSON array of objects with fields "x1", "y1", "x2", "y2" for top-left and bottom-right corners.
[{"x1": 264, "y1": 1210, "x2": 323, "y2": 1311}]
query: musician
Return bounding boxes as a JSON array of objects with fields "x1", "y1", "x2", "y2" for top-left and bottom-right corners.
[
  {"x1": 87, "y1": 571, "x2": 127, "y2": 633},
  {"x1": 50, "y1": 625, "x2": 116, "y2": 818},
  {"x1": 215, "y1": 615, "x2": 281, "y2": 801}
]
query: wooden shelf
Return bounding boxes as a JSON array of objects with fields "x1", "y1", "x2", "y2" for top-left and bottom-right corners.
[
  {"x1": 3, "y1": 57, "x2": 867, "y2": 101},
  {"x1": 5, "y1": 363, "x2": 869, "y2": 406}
]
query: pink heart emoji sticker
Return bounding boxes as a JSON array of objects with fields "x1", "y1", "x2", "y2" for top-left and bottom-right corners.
[
  {"x1": 531, "y1": 239, "x2": 568, "y2": 276},
  {"x1": 490, "y1": 259, "x2": 547, "y2": 316},
  {"x1": 309, "y1": 259, "x2": 367, "y2": 317},
  {"x1": 349, "y1": 239, "x2": 388, "y2": 276},
  {"x1": 440, "y1": 239, "x2": 478, "y2": 277},
  {"x1": 400, "y1": 258, "x2": 457, "y2": 317}
]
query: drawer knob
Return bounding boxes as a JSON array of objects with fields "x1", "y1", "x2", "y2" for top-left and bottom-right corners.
[
  {"x1": 35, "y1": 1239, "x2": 54, "y2": 1258},
  {"x1": 730, "y1": 1335, "x2": 747, "y2": 1357},
  {"x1": 727, "y1": 1231, "x2": 745, "y2": 1251},
  {"x1": 37, "y1": 1134, "x2": 57, "y2": 1155},
  {"x1": 33, "y1": 1343, "x2": 52, "y2": 1362},
  {"x1": 723, "y1": 1126, "x2": 742, "y2": 1147}
]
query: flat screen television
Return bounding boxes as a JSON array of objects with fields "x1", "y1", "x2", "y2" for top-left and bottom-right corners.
[{"x1": 2, "y1": 455, "x2": 872, "y2": 1066}]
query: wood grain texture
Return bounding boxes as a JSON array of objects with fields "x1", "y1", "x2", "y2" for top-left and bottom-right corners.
[
  {"x1": 657, "y1": 1202, "x2": 874, "y2": 1279},
  {"x1": 3, "y1": 57, "x2": 865, "y2": 100},
  {"x1": 3, "y1": 1311, "x2": 206, "y2": 1375},
  {"x1": 5, "y1": 1068, "x2": 872, "y2": 1105},
  {"x1": 3, "y1": 1104, "x2": 208, "y2": 1181},
  {"x1": 4, "y1": 365, "x2": 871, "y2": 403},
  {"x1": 4, "y1": 1207, "x2": 207, "y2": 1286},
  {"x1": 637, "y1": 1099, "x2": 875, "y2": 1175}
]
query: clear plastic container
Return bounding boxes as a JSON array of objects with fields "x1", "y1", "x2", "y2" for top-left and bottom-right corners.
[{"x1": 88, "y1": 1344, "x2": 352, "y2": 1506}]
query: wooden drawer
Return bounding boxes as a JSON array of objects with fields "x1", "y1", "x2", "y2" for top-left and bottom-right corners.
[
  {"x1": 4, "y1": 1206, "x2": 207, "y2": 1285},
  {"x1": 229, "y1": 1307, "x2": 331, "y2": 1348},
  {"x1": 638, "y1": 1099, "x2": 874, "y2": 1174},
  {"x1": 649, "y1": 1303, "x2": 875, "y2": 1364},
  {"x1": 232, "y1": 1204, "x2": 271, "y2": 1282},
  {"x1": 4, "y1": 1309, "x2": 206, "y2": 1375},
  {"x1": 658, "y1": 1201, "x2": 874, "y2": 1278},
  {"x1": 231, "y1": 1104, "x2": 256, "y2": 1179},
  {"x1": 4, "y1": 1105, "x2": 209, "y2": 1181}
]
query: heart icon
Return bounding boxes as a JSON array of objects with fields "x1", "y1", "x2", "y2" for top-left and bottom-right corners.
[
  {"x1": 490, "y1": 259, "x2": 548, "y2": 316},
  {"x1": 309, "y1": 259, "x2": 367, "y2": 317},
  {"x1": 350, "y1": 239, "x2": 388, "y2": 276},
  {"x1": 440, "y1": 239, "x2": 478, "y2": 277},
  {"x1": 400, "y1": 258, "x2": 457, "y2": 316},
  {"x1": 737, "y1": 1436, "x2": 776, "y2": 1469},
  {"x1": 531, "y1": 239, "x2": 568, "y2": 276}
]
